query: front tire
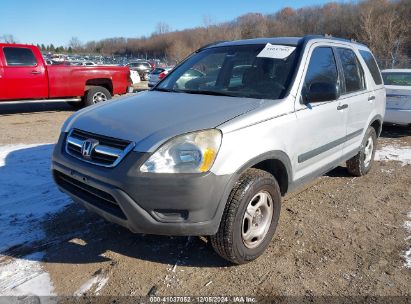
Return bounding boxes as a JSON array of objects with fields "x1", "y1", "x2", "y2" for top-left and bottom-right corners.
[
  {"x1": 346, "y1": 126, "x2": 377, "y2": 176},
  {"x1": 211, "y1": 168, "x2": 281, "y2": 264},
  {"x1": 84, "y1": 86, "x2": 111, "y2": 107}
]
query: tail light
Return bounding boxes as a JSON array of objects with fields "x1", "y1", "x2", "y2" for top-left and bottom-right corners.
[
  {"x1": 126, "y1": 68, "x2": 132, "y2": 84},
  {"x1": 159, "y1": 71, "x2": 168, "y2": 80}
]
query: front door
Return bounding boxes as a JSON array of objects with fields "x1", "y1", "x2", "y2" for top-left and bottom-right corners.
[{"x1": 1, "y1": 46, "x2": 48, "y2": 100}]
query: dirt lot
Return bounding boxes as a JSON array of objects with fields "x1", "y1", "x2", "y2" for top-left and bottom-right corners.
[{"x1": 0, "y1": 97, "x2": 410, "y2": 300}]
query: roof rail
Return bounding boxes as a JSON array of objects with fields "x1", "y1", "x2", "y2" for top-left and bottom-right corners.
[
  {"x1": 301, "y1": 34, "x2": 366, "y2": 46},
  {"x1": 196, "y1": 41, "x2": 227, "y2": 52}
]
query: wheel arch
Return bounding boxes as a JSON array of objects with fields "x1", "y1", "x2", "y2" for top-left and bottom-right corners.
[
  {"x1": 230, "y1": 151, "x2": 292, "y2": 196},
  {"x1": 85, "y1": 78, "x2": 113, "y2": 95}
]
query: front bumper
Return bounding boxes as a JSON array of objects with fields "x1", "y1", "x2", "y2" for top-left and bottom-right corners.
[
  {"x1": 384, "y1": 108, "x2": 411, "y2": 125},
  {"x1": 51, "y1": 134, "x2": 231, "y2": 236}
]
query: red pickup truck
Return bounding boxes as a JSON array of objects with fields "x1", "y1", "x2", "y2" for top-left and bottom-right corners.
[{"x1": 0, "y1": 44, "x2": 132, "y2": 107}]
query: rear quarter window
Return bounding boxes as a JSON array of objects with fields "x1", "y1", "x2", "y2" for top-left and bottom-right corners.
[
  {"x1": 3, "y1": 47, "x2": 37, "y2": 66},
  {"x1": 359, "y1": 50, "x2": 383, "y2": 85}
]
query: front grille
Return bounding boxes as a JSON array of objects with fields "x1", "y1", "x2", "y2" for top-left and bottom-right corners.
[
  {"x1": 65, "y1": 129, "x2": 135, "y2": 167},
  {"x1": 54, "y1": 171, "x2": 127, "y2": 220}
]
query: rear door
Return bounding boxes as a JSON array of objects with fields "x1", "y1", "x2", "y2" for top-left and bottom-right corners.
[
  {"x1": 293, "y1": 45, "x2": 346, "y2": 180},
  {"x1": 1, "y1": 46, "x2": 48, "y2": 100},
  {"x1": 334, "y1": 47, "x2": 370, "y2": 155}
]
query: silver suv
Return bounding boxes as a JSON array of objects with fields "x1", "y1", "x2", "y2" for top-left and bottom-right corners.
[{"x1": 52, "y1": 36, "x2": 385, "y2": 264}]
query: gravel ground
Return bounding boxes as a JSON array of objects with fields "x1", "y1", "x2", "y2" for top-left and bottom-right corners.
[{"x1": 0, "y1": 97, "x2": 410, "y2": 299}]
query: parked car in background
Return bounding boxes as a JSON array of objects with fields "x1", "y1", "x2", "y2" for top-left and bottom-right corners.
[
  {"x1": 382, "y1": 69, "x2": 411, "y2": 125},
  {"x1": 148, "y1": 66, "x2": 173, "y2": 87},
  {"x1": 126, "y1": 60, "x2": 152, "y2": 81},
  {"x1": 175, "y1": 68, "x2": 205, "y2": 89},
  {"x1": 66, "y1": 61, "x2": 98, "y2": 66},
  {"x1": 52, "y1": 36, "x2": 385, "y2": 264},
  {"x1": 0, "y1": 44, "x2": 132, "y2": 107}
]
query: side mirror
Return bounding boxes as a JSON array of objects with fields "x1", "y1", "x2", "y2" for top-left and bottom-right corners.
[{"x1": 306, "y1": 82, "x2": 339, "y2": 103}]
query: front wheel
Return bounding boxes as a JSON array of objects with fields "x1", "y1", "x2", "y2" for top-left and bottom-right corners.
[
  {"x1": 346, "y1": 126, "x2": 377, "y2": 176},
  {"x1": 210, "y1": 168, "x2": 281, "y2": 264}
]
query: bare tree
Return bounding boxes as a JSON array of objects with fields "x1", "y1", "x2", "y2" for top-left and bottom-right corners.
[
  {"x1": 0, "y1": 34, "x2": 17, "y2": 43},
  {"x1": 68, "y1": 37, "x2": 83, "y2": 51},
  {"x1": 203, "y1": 15, "x2": 216, "y2": 28},
  {"x1": 359, "y1": 0, "x2": 408, "y2": 67},
  {"x1": 74, "y1": 0, "x2": 409, "y2": 65},
  {"x1": 155, "y1": 22, "x2": 171, "y2": 35}
]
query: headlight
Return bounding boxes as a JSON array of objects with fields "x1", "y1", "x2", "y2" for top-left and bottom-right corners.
[{"x1": 140, "y1": 129, "x2": 222, "y2": 173}]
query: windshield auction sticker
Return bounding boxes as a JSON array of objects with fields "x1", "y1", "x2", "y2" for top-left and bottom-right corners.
[{"x1": 257, "y1": 43, "x2": 296, "y2": 59}]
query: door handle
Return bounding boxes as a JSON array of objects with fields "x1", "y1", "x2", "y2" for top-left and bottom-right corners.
[
  {"x1": 31, "y1": 71, "x2": 41, "y2": 74},
  {"x1": 368, "y1": 96, "x2": 375, "y2": 101},
  {"x1": 337, "y1": 104, "x2": 348, "y2": 110}
]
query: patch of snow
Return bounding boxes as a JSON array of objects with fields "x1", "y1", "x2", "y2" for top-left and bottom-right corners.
[
  {"x1": 74, "y1": 273, "x2": 109, "y2": 296},
  {"x1": 95, "y1": 276, "x2": 109, "y2": 295},
  {"x1": 0, "y1": 144, "x2": 71, "y2": 296},
  {"x1": 0, "y1": 144, "x2": 70, "y2": 251},
  {"x1": 404, "y1": 212, "x2": 411, "y2": 269},
  {"x1": 375, "y1": 145, "x2": 411, "y2": 166},
  {"x1": 0, "y1": 251, "x2": 54, "y2": 296}
]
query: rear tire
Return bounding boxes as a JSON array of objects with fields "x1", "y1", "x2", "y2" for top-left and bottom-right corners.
[
  {"x1": 84, "y1": 86, "x2": 111, "y2": 107},
  {"x1": 346, "y1": 126, "x2": 377, "y2": 176},
  {"x1": 210, "y1": 168, "x2": 281, "y2": 264}
]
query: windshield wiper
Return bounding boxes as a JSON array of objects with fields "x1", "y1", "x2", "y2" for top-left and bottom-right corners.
[
  {"x1": 152, "y1": 87, "x2": 185, "y2": 93},
  {"x1": 152, "y1": 87, "x2": 173, "y2": 92},
  {"x1": 178, "y1": 89, "x2": 237, "y2": 97}
]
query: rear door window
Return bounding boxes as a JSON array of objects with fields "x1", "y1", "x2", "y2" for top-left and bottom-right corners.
[
  {"x1": 3, "y1": 47, "x2": 37, "y2": 66},
  {"x1": 337, "y1": 48, "x2": 365, "y2": 94},
  {"x1": 359, "y1": 50, "x2": 382, "y2": 85}
]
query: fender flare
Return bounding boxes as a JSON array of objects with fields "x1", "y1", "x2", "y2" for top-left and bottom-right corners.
[
  {"x1": 369, "y1": 114, "x2": 383, "y2": 136},
  {"x1": 213, "y1": 150, "x2": 293, "y2": 226},
  {"x1": 232, "y1": 150, "x2": 293, "y2": 187}
]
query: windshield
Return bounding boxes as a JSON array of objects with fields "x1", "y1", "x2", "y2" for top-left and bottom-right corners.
[
  {"x1": 382, "y1": 72, "x2": 411, "y2": 86},
  {"x1": 155, "y1": 44, "x2": 298, "y2": 100}
]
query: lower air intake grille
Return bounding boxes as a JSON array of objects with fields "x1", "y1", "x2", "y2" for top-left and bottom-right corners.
[{"x1": 54, "y1": 171, "x2": 127, "y2": 220}]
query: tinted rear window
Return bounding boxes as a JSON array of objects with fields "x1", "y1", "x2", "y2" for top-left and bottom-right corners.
[
  {"x1": 359, "y1": 50, "x2": 382, "y2": 85},
  {"x1": 3, "y1": 47, "x2": 37, "y2": 66},
  {"x1": 382, "y1": 72, "x2": 411, "y2": 86}
]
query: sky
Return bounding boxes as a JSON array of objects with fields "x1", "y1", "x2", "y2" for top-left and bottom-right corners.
[{"x1": 1, "y1": 0, "x2": 339, "y2": 46}]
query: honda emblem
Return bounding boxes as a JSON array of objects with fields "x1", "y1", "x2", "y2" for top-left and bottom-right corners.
[{"x1": 81, "y1": 139, "x2": 99, "y2": 159}]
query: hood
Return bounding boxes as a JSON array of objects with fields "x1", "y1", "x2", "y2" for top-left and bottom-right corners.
[{"x1": 65, "y1": 91, "x2": 261, "y2": 152}]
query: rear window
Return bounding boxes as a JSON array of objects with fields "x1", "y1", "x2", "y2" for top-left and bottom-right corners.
[
  {"x1": 3, "y1": 47, "x2": 37, "y2": 66},
  {"x1": 382, "y1": 72, "x2": 411, "y2": 86},
  {"x1": 359, "y1": 50, "x2": 383, "y2": 85}
]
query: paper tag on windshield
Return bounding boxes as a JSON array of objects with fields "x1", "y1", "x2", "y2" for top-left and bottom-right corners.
[{"x1": 257, "y1": 43, "x2": 296, "y2": 59}]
